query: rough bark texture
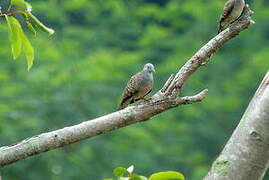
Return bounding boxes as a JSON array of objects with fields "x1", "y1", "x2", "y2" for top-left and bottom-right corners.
[
  {"x1": 203, "y1": 71, "x2": 269, "y2": 180},
  {"x1": 0, "y1": 5, "x2": 254, "y2": 168}
]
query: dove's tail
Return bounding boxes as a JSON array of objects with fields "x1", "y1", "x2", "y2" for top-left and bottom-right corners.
[
  {"x1": 119, "y1": 97, "x2": 132, "y2": 110},
  {"x1": 118, "y1": 105, "x2": 125, "y2": 110}
]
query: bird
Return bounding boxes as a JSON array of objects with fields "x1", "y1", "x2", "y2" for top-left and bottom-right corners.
[
  {"x1": 119, "y1": 63, "x2": 155, "y2": 110},
  {"x1": 218, "y1": 0, "x2": 245, "y2": 34}
]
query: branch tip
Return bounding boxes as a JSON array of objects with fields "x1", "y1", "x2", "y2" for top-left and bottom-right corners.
[
  {"x1": 193, "y1": 89, "x2": 209, "y2": 100},
  {"x1": 175, "y1": 89, "x2": 208, "y2": 105},
  {"x1": 250, "y1": 20, "x2": 255, "y2": 25}
]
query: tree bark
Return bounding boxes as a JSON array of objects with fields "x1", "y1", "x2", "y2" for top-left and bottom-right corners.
[
  {"x1": 0, "y1": 5, "x2": 254, "y2": 168},
  {"x1": 203, "y1": 71, "x2": 269, "y2": 180}
]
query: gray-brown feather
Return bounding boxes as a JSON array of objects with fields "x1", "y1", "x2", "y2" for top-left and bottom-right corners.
[
  {"x1": 119, "y1": 70, "x2": 153, "y2": 109},
  {"x1": 218, "y1": 0, "x2": 245, "y2": 33}
]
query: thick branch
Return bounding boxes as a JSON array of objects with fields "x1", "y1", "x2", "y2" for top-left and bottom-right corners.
[
  {"x1": 203, "y1": 71, "x2": 269, "y2": 180},
  {"x1": 0, "y1": 90, "x2": 207, "y2": 167},
  {"x1": 0, "y1": 5, "x2": 254, "y2": 168}
]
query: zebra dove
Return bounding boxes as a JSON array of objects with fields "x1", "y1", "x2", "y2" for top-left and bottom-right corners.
[
  {"x1": 218, "y1": 0, "x2": 245, "y2": 34},
  {"x1": 119, "y1": 63, "x2": 155, "y2": 109}
]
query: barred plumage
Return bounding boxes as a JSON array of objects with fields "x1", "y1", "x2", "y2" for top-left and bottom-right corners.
[{"x1": 119, "y1": 63, "x2": 155, "y2": 109}]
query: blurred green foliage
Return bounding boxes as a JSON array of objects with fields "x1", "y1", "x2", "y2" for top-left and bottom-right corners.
[
  {"x1": 105, "y1": 165, "x2": 184, "y2": 180},
  {"x1": 0, "y1": 0, "x2": 268, "y2": 179}
]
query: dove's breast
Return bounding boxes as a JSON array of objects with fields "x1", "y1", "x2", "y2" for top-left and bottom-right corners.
[{"x1": 135, "y1": 72, "x2": 153, "y2": 99}]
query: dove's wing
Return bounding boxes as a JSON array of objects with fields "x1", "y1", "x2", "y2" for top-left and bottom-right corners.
[
  {"x1": 119, "y1": 73, "x2": 139, "y2": 109},
  {"x1": 218, "y1": 0, "x2": 234, "y2": 33}
]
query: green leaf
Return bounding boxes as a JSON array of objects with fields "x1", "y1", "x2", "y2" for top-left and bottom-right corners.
[
  {"x1": 113, "y1": 167, "x2": 129, "y2": 177},
  {"x1": 139, "y1": 176, "x2": 148, "y2": 180},
  {"x1": 11, "y1": 0, "x2": 26, "y2": 8},
  {"x1": 21, "y1": 12, "x2": 36, "y2": 36},
  {"x1": 5, "y1": 15, "x2": 22, "y2": 59},
  {"x1": 24, "y1": 1, "x2": 32, "y2": 11},
  {"x1": 127, "y1": 165, "x2": 134, "y2": 173},
  {"x1": 129, "y1": 174, "x2": 147, "y2": 180},
  {"x1": 5, "y1": 15, "x2": 34, "y2": 70},
  {"x1": 103, "y1": 178, "x2": 115, "y2": 180},
  {"x1": 19, "y1": 28, "x2": 34, "y2": 70},
  {"x1": 118, "y1": 178, "x2": 129, "y2": 180},
  {"x1": 26, "y1": 12, "x2": 54, "y2": 35},
  {"x1": 148, "y1": 171, "x2": 185, "y2": 180},
  {"x1": 26, "y1": 21, "x2": 37, "y2": 36},
  {"x1": 11, "y1": 0, "x2": 32, "y2": 11}
]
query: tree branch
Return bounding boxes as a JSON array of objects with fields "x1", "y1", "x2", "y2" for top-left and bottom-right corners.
[
  {"x1": 203, "y1": 71, "x2": 269, "y2": 180},
  {"x1": 0, "y1": 5, "x2": 254, "y2": 168}
]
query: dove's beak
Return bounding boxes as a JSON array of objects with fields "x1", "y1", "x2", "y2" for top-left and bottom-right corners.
[{"x1": 153, "y1": 67, "x2": 156, "y2": 73}]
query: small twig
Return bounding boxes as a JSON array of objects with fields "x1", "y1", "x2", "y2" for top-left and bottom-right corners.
[
  {"x1": 0, "y1": 11, "x2": 25, "y2": 17},
  {"x1": 175, "y1": 89, "x2": 209, "y2": 105},
  {"x1": 161, "y1": 74, "x2": 175, "y2": 93}
]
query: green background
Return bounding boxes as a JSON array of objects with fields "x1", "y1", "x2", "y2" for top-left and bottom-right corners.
[{"x1": 0, "y1": 0, "x2": 268, "y2": 179}]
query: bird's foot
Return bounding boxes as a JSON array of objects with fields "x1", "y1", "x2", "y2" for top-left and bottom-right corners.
[{"x1": 142, "y1": 97, "x2": 152, "y2": 102}]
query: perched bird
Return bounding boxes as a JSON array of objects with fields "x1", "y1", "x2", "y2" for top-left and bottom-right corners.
[
  {"x1": 218, "y1": 0, "x2": 245, "y2": 34},
  {"x1": 119, "y1": 63, "x2": 155, "y2": 109}
]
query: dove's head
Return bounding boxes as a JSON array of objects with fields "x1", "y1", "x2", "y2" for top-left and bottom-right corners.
[{"x1": 143, "y1": 63, "x2": 155, "y2": 73}]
